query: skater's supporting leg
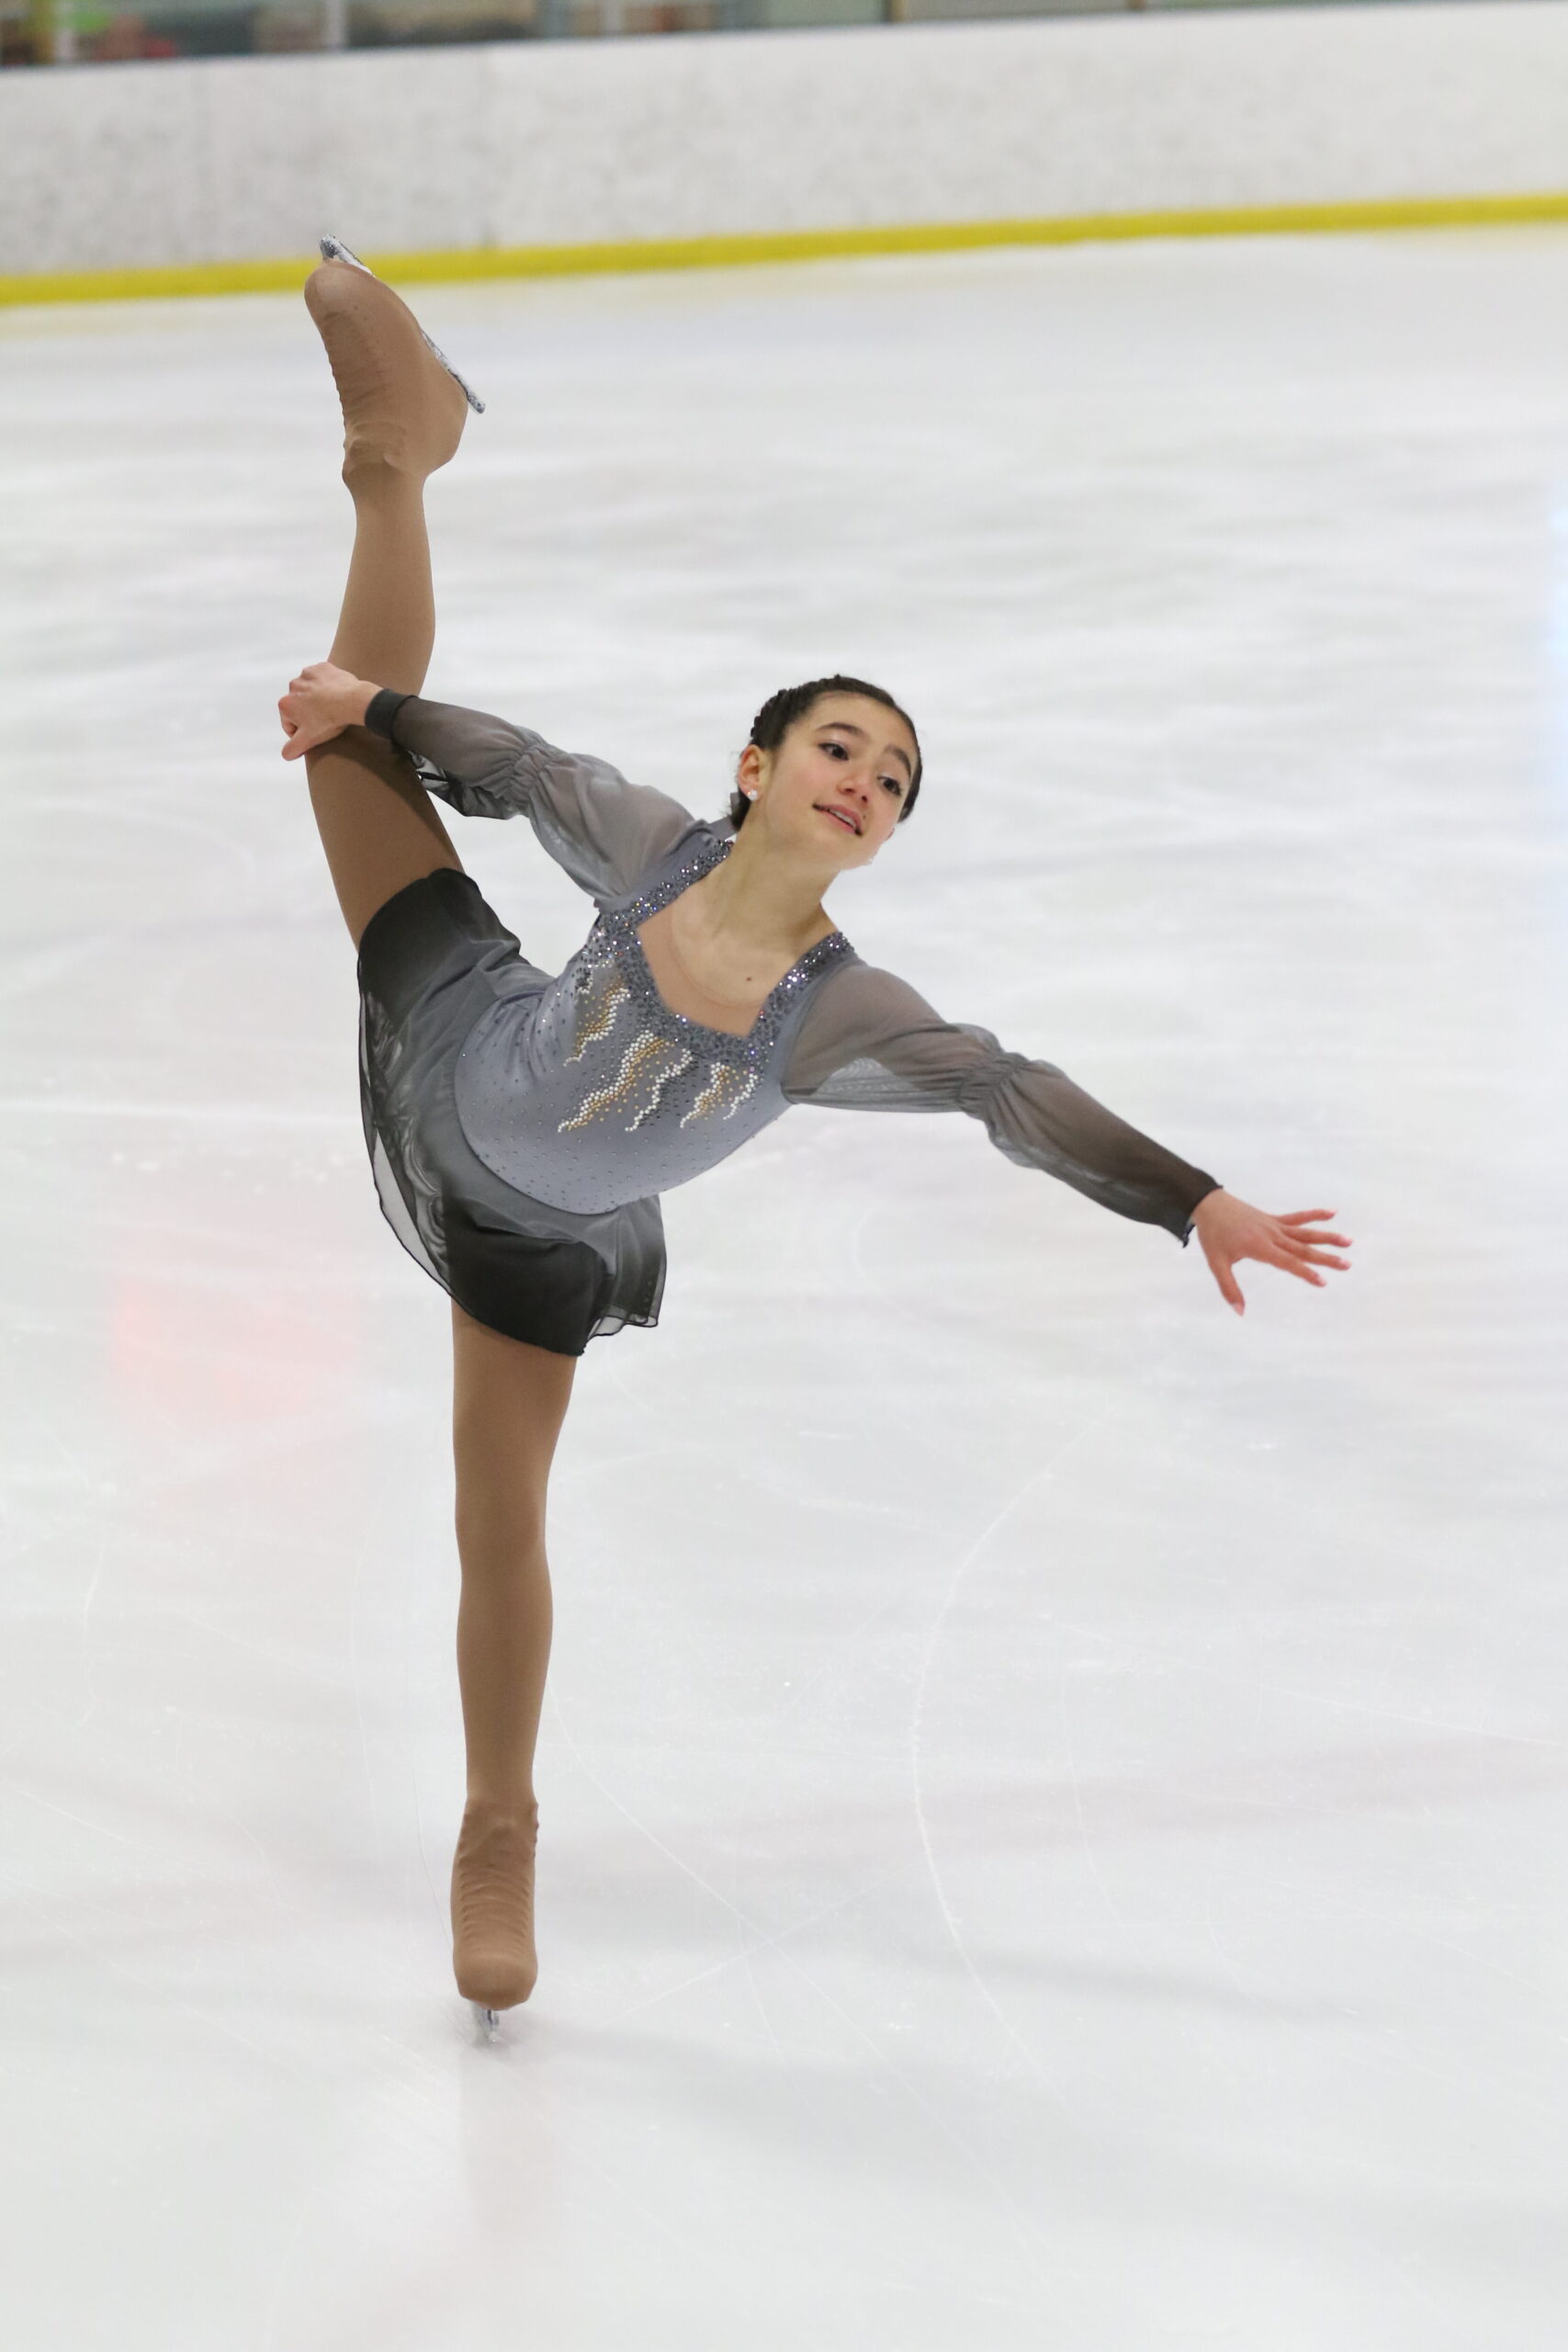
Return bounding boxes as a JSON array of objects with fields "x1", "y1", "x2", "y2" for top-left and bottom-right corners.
[
  {"x1": 448, "y1": 1300, "x2": 577, "y2": 2008},
  {"x1": 450, "y1": 1299, "x2": 575, "y2": 1813}
]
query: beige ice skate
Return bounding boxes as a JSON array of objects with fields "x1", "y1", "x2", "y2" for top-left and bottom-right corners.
[
  {"x1": 303, "y1": 234, "x2": 481, "y2": 486},
  {"x1": 451, "y1": 1799, "x2": 540, "y2": 2031}
]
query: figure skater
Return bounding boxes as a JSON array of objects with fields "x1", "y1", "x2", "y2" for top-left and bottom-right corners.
[{"x1": 281, "y1": 242, "x2": 1352, "y2": 2035}]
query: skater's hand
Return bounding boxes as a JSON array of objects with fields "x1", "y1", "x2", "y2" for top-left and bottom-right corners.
[
  {"x1": 278, "y1": 661, "x2": 377, "y2": 760},
  {"x1": 1190, "y1": 1189, "x2": 1352, "y2": 1317}
]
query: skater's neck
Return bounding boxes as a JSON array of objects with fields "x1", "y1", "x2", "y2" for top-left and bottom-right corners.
[{"x1": 689, "y1": 828, "x2": 839, "y2": 961}]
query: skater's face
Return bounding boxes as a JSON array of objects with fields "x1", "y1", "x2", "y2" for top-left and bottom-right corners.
[{"x1": 739, "y1": 695, "x2": 918, "y2": 865}]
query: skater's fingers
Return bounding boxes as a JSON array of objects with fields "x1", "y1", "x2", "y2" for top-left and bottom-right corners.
[
  {"x1": 1276, "y1": 1228, "x2": 1350, "y2": 1267},
  {"x1": 1267, "y1": 1247, "x2": 1325, "y2": 1287},
  {"x1": 1272, "y1": 1216, "x2": 1352, "y2": 1257},
  {"x1": 281, "y1": 720, "x2": 344, "y2": 761},
  {"x1": 1281, "y1": 1241, "x2": 1350, "y2": 1269}
]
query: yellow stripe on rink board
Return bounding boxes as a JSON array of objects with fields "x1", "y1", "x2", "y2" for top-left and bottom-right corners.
[{"x1": 6, "y1": 191, "x2": 1568, "y2": 308}]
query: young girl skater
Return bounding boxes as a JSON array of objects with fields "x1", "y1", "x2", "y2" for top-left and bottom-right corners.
[{"x1": 282, "y1": 244, "x2": 1352, "y2": 2035}]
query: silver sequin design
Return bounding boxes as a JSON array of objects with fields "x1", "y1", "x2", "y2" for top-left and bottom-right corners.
[
  {"x1": 556, "y1": 832, "x2": 853, "y2": 1137},
  {"x1": 681, "y1": 1061, "x2": 758, "y2": 1127}
]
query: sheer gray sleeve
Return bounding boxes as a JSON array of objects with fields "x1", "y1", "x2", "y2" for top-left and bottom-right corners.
[
  {"x1": 363, "y1": 690, "x2": 699, "y2": 907},
  {"x1": 784, "y1": 960, "x2": 1222, "y2": 1246}
]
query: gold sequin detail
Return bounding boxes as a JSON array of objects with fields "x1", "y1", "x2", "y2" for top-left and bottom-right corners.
[
  {"x1": 680, "y1": 1061, "x2": 760, "y2": 1127},
  {"x1": 566, "y1": 975, "x2": 630, "y2": 1064},
  {"x1": 558, "y1": 1030, "x2": 677, "y2": 1133}
]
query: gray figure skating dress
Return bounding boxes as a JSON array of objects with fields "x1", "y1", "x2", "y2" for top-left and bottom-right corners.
[{"x1": 353, "y1": 692, "x2": 1223, "y2": 1353}]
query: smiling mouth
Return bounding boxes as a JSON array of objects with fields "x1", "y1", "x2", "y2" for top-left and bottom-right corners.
[{"x1": 817, "y1": 805, "x2": 861, "y2": 835}]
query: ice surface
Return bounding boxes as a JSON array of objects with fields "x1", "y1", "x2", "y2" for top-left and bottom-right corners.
[{"x1": 2, "y1": 230, "x2": 1565, "y2": 2349}]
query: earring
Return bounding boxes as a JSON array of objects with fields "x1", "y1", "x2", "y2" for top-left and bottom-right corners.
[{"x1": 744, "y1": 789, "x2": 757, "y2": 800}]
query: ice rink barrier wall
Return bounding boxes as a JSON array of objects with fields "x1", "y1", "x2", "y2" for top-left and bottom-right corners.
[{"x1": 4, "y1": 0, "x2": 1568, "y2": 300}]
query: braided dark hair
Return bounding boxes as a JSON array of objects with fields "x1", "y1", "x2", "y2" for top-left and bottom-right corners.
[{"x1": 728, "y1": 675, "x2": 922, "y2": 830}]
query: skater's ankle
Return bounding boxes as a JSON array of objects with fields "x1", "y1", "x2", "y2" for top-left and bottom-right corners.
[
  {"x1": 462, "y1": 1790, "x2": 539, "y2": 1829},
  {"x1": 344, "y1": 451, "x2": 430, "y2": 503}
]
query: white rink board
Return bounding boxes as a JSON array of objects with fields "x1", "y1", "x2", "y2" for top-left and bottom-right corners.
[{"x1": 3, "y1": 1, "x2": 1568, "y2": 276}]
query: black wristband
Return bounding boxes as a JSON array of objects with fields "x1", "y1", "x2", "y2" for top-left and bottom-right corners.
[
  {"x1": 1179, "y1": 1180, "x2": 1223, "y2": 1245},
  {"x1": 363, "y1": 686, "x2": 412, "y2": 742}
]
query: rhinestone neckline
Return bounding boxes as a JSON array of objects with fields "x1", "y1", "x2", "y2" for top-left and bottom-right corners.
[{"x1": 602, "y1": 830, "x2": 854, "y2": 1062}]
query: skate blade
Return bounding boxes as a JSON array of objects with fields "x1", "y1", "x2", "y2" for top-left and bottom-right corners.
[
  {"x1": 471, "y1": 2000, "x2": 503, "y2": 2041},
  {"x1": 317, "y1": 232, "x2": 486, "y2": 415}
]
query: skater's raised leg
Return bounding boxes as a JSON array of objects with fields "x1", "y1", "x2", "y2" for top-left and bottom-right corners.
[{"x1": 300, "y1": 258, "x2": 471, "y2": 949}]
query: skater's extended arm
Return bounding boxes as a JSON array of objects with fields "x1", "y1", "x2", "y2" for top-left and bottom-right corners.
[
  {"x1": 784, "y1": 960, "x2": 1219, "y2": 1243},
  {"x1": 279, "y1": 661, "x2": 697, "y2": 905},
  {"x1": 784, "y1": 962, "x2": 1354, "y2": 1307}
]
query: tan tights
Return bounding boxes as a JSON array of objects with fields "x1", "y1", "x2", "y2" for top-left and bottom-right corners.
[{"x1": 304, "y1": 454, "x2": 574, "y2": 1829}]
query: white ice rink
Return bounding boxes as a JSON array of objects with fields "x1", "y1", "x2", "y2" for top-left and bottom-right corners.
[{"x1": 4, "y1": 231, "x2": 1566, "y2": 2348}]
